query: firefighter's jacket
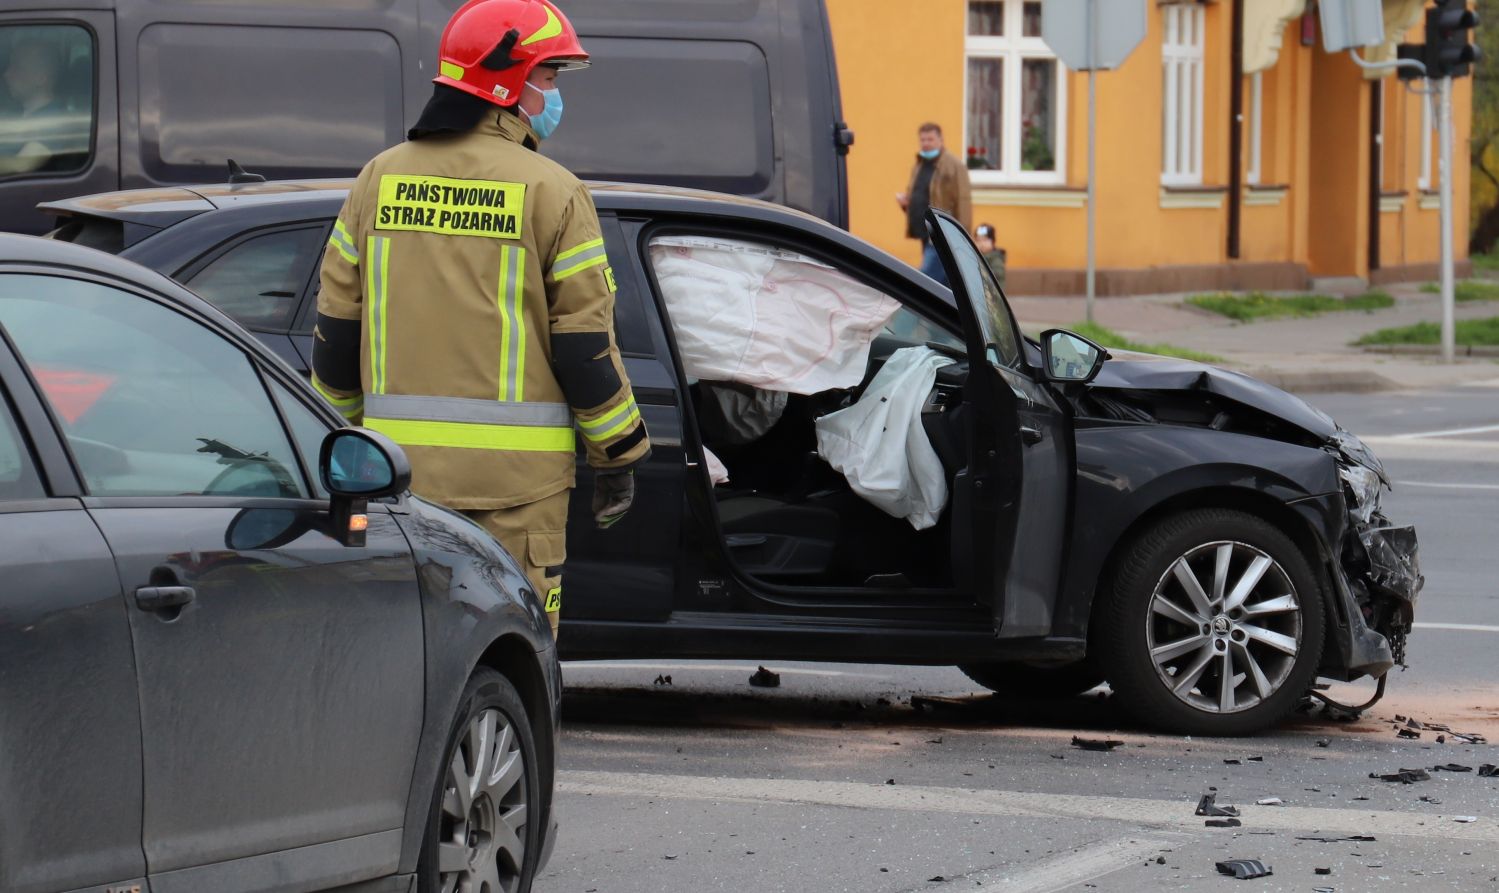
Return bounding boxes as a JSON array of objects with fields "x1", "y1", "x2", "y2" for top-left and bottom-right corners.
[{"x1": 312, "y1": 110, "x2": 649, "y2": 510}]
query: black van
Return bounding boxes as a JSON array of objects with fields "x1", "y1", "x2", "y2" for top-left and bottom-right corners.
[{"x1": 0, "y1": 0, "x2": 852, "y2": 235}]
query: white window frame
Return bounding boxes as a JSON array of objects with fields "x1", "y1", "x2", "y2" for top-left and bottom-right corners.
[
  {"x1": 1161, "y1": 3, "x2": 1206, "y2": 186},
  {"x1": 1246, "y1": 71, "x2": 1263, "y2": 186},
  {"x1": 964, "y1": 1, "x2": 1069, "y2": 186},
  {"x1": 1418, "y1": 89, "x2": 1433, "y2": 191}
]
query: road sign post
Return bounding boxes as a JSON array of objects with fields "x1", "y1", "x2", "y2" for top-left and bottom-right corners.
[{"x1": 1041, "y1": 0, "x2": 1146, "y2": 324}]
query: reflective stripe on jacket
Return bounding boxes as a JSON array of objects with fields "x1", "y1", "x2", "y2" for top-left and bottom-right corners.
[{"x1": 313, "y1": 110, "x2": 649, "y2": 510}]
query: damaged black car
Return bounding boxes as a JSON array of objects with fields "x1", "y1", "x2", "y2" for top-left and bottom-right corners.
[{"x1": 42, "y1": 185, "x2": 1422, "y2": 735}]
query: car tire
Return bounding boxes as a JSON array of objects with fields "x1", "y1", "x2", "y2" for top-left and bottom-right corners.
[
  {"x1": 958, "y1": 661, "x2": 1105, "y2": 699},
  {"x1": 1099, "y1": 508, "x2": 1325, "y2": 736},
  {"x1": 418, "y1": 668, "x2": 541, "y2": 893}
]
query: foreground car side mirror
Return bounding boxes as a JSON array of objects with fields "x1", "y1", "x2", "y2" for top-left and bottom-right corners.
[
  {"x1": 1040, "y1": 329, "x2": 1109, "y2": 384},
  {"x1": 318, "y1": 428, "x2": 411, "y2": 546}
]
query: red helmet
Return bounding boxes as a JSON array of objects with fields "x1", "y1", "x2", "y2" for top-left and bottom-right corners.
[{"x1": 434, "y1": 0, "x2": 589, "y2": 108}]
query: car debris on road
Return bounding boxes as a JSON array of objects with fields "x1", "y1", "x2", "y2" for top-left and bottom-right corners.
[{"x1": 1216, "y1": 858, "x2": 1273, "y2": 879}]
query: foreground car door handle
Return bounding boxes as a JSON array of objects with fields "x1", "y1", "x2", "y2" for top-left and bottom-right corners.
[
  {"x1": 1020, "y1": 426, "x2": 1044, "y2": 445},
  {"x1": 135, "y1": 586, "x2": 195, "y2": 612}
]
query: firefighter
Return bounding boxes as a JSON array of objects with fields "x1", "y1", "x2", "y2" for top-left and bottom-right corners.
[{"x1": 311, "y1": 0, "x2": 649, "y2": 638}]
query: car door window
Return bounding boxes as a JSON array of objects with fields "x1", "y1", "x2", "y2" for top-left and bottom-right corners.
[
  {"x1": 0, "y1": 24, "x2": 95, "y2": 178},
  {"x1": 883, "y1": 304, "x2": 965, "y2": 352},
  {"x1": 184, "y1": 227, "x2": 325, "y2": 331},
  {"x1": 0, "y1": 388, "x2": 43, "y2": 500},
  {"x1": 0, "y1": 274, "x2": 306, "y2": 498},
  {"x1": 931, "y1": 214, "x2": 1023, "y2": 369}
]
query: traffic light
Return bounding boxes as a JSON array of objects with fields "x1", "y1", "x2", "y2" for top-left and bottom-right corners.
[{"x1": 1426, "y1": 0, "x2": 1481, "y2": 78}]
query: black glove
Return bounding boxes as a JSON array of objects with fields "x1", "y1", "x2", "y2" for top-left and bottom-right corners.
[{"x1": 592, "y1": 470, "x2": 635, "y2": 529}]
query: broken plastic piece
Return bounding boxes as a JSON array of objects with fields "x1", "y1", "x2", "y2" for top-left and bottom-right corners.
[
  {"x1": 1369, "y1": 768, "x2": 1430, "y2": 784},
  {"x1": 1216, "y1": 859, "x2": 1272, "y2": 879},
  {"x1": 1315, "y1": 738, "x2": 1331, "y2": 748},
  {"x1": 1247, "y1": 756, "x2": 1264, "y2": 762},
  {"x1": 653, "y1": 674, "x2": 672, "y2": 686},
  {"x1": 1315, "y1": 867, "x2": 1332, "y2": 875},
  {"x1": 1296, "y1": 835, "x2": 1376, "y2": 843},
  {"x1": 1224, "y1": 759, "x2": 1242, "y2": 765},
  {"x1": 1420, "y1": 795, "x2": 1443, "y2": 804},
  {"x1": 1454, "y1": 816, "x2": 1478, "y2": 823},
  {"x1": 1397, "y1": 728, "x2": 1421, "y2": 740},
  {"x1": 1432, "y1": 763, "x2": 1473, "y2": 773},
  {"x1": 1255, "y1": 797, "x2": 1284, "y2": 806},
  {"x1": 1205, "y1": 818, "x2": 1243, "y2": 828},
  {"x1": 1478, "y1": 764, "x2": 1498, "y2": 778},
  {"x1": 1452, "y1": 732, "x2": 1489, "y2": 745},
  {"x1": 1196, "y1": 793, "x2": 1242, "y2": 817},
  {"x1": 1071, "y1": 736, "x2": 1124, "y2": 752},
  {"x1": 748, "y1": 666, "x2": 781, "y2": 688}
]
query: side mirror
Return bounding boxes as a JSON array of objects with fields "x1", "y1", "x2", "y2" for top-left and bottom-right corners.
[
  {"x1": 318, "y1": 428, "x2": 411, "y2": 546},
  {"x1": 1040, "y1": 329, "x2": 1109, "y2": 384}
]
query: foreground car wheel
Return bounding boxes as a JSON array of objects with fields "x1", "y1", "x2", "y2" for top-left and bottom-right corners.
[
  {"x1": 959, "y1": 661, "x2": 1105, "y2": 699},
  {"x1": 420, "y1": 669, "x2": 540, "y2": 893},
  {"x1": 1100, "y1": 509, "x2": 1325, "y2": 736}
]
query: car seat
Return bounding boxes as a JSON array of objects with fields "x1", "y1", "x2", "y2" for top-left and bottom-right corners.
[{"x1": 715, "y1": 491, "x2": 840, "y2": 580}]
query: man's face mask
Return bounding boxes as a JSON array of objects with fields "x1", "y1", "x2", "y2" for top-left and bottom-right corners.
[
  {"x1": 918, "y1": 148, "x2": 940, "y2": 160},
  {"x1": 523, "y1": 80, "x2": 564, "y2": 140}
]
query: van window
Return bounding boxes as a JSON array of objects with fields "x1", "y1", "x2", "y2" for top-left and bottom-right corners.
[
  {"x1": 544, "y1": 38, "x2": 772, "y2": 196},
  {"x1": 136, "y1": 24, "x2": 403, "y2": 181},
  {"x1": 0, "y1": 24, "x2": 94, "y2": 179}
]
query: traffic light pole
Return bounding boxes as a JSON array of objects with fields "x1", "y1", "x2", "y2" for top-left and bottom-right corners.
[{"x1": 1438, "y1": 75, "x2": 1456, "y2": 363}]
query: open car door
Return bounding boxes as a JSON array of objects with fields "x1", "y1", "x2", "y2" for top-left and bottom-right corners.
[{"x1": 925, "y1": 209, "x2": 1072, "y2": 639}]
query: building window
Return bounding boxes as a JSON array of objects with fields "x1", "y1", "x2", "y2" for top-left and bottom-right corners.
[
  {"x1": 964, "y1": 0, "x2": 1067, "y2": 185},
  {"x1": 1161, "y1": 3, "x2": 1205, "y2": 186},
  {"x1": 1246, "y1": 72, "x2": 1263, "y2": 185}
]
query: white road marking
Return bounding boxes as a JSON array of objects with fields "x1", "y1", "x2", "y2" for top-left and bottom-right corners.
[
  {"x1": 1395, "y1": 480, "x2": 1499, "y2": 490},
  {"x1": 968, "y1": 835, "x2": 1182, "y2": 893},
  {"x1": 1413, "y1": 621, "x2": 1499, "y2": 633},
  {"x1": 561, "y1": 661, "x2": 881, "y2": 678},
  {"x1": 558, "y1": 771, "x2": 1499, "y2": 843},
  {"x1": 1378, "y1": 423, "x2": 1499, "y2": 440}
]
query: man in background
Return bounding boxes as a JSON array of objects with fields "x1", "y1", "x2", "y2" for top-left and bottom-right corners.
[{"x1": 896, "y1": 122, "x2": 971, "y2": 287}]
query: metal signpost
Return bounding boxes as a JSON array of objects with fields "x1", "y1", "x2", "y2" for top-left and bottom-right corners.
[{"x1": 1041, "y1": 0, "x2": 1146, "y2": 324}]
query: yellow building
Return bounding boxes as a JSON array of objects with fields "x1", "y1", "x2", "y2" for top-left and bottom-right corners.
[{"x1": 825, "y1": 0, "x2": 1473, "y2": 294}]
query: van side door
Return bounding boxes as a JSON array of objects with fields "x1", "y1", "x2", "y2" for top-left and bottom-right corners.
[{"x1": 0, "y1": 10, "x2": 120, "y2": 235}]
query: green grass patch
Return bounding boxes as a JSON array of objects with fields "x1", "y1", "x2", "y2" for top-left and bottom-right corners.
[
  {"x1": 1070, "y1": 321, "x2": 1223, "y2": 364},
  {"x1": 1355, "y1": 316, "x2": 1499, "y2": 347},
  {"x1": 1418, "y1": 279, "x2": 1499, "y2": 302},
  {"x1": 1472, "y1": 251, "x2": 1499, "y2": 273},
  {"x1": 1186, "y1": 290, "x2": 1395, "y2": 321}
]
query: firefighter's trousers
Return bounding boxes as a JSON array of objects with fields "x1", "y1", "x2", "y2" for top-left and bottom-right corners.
[{"x1": 465, "y1": 488, "x2": 570, "y2": 639}]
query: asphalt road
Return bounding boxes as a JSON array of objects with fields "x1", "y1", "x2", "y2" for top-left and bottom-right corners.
[{"x1": 536, "y1": 383, "x2": 1499, "y2": 892}]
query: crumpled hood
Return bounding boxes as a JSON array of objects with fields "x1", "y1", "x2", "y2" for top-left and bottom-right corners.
[{"x1": 1091, "y1": 351, "x2": 1340, "y2": 441}]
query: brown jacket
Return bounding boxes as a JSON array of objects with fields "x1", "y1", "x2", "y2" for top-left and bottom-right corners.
[
  {"x1": 313, "y1": 110, "x2": 649, "y2": 510},
  {"x1": 907, "y1": 149, "x2": 972, "y2": 234}
]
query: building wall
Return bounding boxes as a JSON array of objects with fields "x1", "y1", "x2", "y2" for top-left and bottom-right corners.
[{"x1": 825, "y1": 0, "x2": 1473, "y2": 291}]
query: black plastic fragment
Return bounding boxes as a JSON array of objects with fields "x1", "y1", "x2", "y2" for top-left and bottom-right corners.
[
  {"x1": 1432, "y1": 763, "x2": 1473, "y2": 773},
  {"x1": 1397, "y1": 728, "x2": 1421, "y2": 740},
  {"x1": 1071, "y1": 736, "x2": 1124, "y2": 751},
  {"x1": 1225, "y1": 759, "x2": 1242, "y2": 765},
  {"x1": 1248, "y1": 756, "x2": 1264, "y2": 762},
  {"x1": 1315, "y1": 867, "x2": 1332, "y2": 875},
  {"x1": 748, "y1": 666, "x2": 781, "y2": 688},
  {"x1": 1205, "y1": 818, "x2": 1243, "y2": 828},
  {"x1": 1216, "y1": 859, "x2": 1272, "y2": 879},
  {"x1": 653, "y1": 674, "x2": 672, "y2": 686},
  {"x1": 1479, "y1": 764, "x2": 1499, "y2": 778},
  {"x1": 1296, "y1": 835, "x2": 1376, "y2": 843},
  {"x1": 1315, "y1": 738, "x2": 1331, "y2": 748},
  {"x1": 1370, "y1": 768, "x2": 1430, "y2": 783},
  {"x1": 1452, "y1": 732, "x2": 1489, "y2": 745},
  {"x1": 1196, "y1": 793, "x2": 1241, "y2": 817}
]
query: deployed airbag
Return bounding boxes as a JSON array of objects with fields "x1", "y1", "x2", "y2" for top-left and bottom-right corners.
[
  {"x1": 815, "y1": 347, "x2": 955, "y2": 530},
  {"x1": 650, "y1": 235, "x2": 900, "y2": 394}
]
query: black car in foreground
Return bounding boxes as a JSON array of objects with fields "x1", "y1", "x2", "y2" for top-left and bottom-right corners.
[
  {"x1": 0, "y1": 234, "x2": 559, "y2": 893},
  {"x1": 42, "y1": 180, "x2": 1421, "y2": 736}
]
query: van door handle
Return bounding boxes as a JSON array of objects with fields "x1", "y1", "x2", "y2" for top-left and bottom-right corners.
[
  {"x1": 135, "y1": 586, "x2": 195, "y2": 612},
  {"x1": 1019, "y1": 426, "x2": 1043, "y2": 445}
]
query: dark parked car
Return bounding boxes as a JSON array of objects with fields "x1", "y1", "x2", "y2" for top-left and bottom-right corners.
[
  {"x1": 0, "y1": 234, "x2": 560, "y2": 893},
  {"x1": 41, "y1": 181, "x2": 1422, "y2": 736}
]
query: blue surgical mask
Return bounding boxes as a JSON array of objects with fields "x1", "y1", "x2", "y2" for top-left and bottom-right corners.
[
  {"x1": 918, "y1": 148, "x2": 941, "y2": 161},
  {"x1": 524, "y1": 81, "x2": 564, "y2": 140}
]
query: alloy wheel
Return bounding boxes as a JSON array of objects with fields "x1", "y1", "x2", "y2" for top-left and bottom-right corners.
[
  {"x1": 1145, "y1": 540, "x2": 1303, "y2": 715},
  {"x1": 437, "y1": 708, "x2": 529, "y2": 893}
]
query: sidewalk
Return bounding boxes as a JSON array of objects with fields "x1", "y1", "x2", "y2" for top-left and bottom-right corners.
[{"x1": 1009, "y1": 281, "x2": 1499, "y2": 393}]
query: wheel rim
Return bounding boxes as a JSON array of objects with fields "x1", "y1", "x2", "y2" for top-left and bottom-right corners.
[
  {"x1": 437, "y1": 707, "x2": 528, "y2": 893},
  {"x1": 1145, "y1": 540, "x2": 1303, "y2": 715}
]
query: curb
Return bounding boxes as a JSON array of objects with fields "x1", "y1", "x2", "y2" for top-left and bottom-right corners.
[
  {"x1": 1360, "y1": 344, "x2": 1499, "y2": 358},
  {"x1": 1236, "y1": 367, "x2": 1401, "y2": 394}
]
